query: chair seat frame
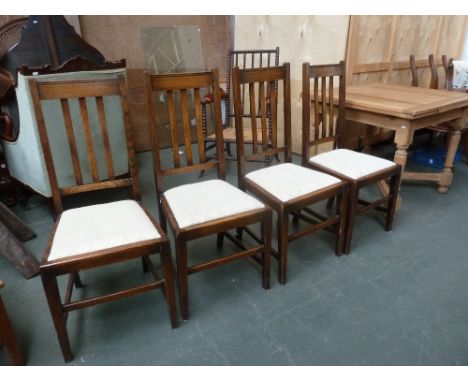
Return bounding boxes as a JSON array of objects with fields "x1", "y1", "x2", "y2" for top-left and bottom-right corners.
[{"x1": 40, "y1": 202, "x2": 177, "y2": 363}]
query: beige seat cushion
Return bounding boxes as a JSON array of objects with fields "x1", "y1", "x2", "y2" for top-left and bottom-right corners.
[
  {"x1": 309, "y1": 149, "x2": 396, "y2": 180},
  {"x1": 48, "y1": 200, "x2": 160, "y2": 261},
  {"x1": 245, "y1": 163, "x2": 341, "y2": 203},
  {"x1": 164, "y1": 179, "x2": 264, "y2": 229}
]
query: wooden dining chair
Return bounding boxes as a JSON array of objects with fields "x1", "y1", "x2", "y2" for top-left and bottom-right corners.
[
  {"x1": 144, "y1": 69, "x2": 272, "y2": 320},
  {"x1": 302, "y1": 61, "x2": 401, "y2": 254},
  {"x1": 410, "y1": 54, "x2": 465, "y2": 163},
  {"x1": 232, "y1": 63, "x2": 348, "y2": 285},
  {"x1": 410, "y1": 54, "x2": 457, "y2": 91},
  {"x1": 0, "y1": 279, "x2": 25, "y2": 365},
  {"x1": 29, "y1": 75, "x2": 177, "y2": 362},
  {"x1": 203, "y1": 47, "x2": 280, "y2": 161}
]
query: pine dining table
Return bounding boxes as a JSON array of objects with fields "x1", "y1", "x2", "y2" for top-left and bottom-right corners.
[{"x1": 344, "y1": 83, "x2": 468, "y2": 207}]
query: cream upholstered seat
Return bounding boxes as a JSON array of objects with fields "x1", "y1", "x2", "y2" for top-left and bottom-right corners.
[
  {"x1": 245, "y1": 163, "x2": 341, "y2": 203},
  {"x1": 49, "y1": 200, "x2": 161, "y2": 261},
  {"x1": 164, "y1": 179, "x2": 265, "y2": 229},
  {"x1": 308, "y1": 149, "x2": 396, "y2": 180}
]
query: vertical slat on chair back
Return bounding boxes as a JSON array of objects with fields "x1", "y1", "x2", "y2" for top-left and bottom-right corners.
[
  {"x1": 302, "y1": 61, "x2": 346, "y2": 163},
  {"x1": 144, "y1": 69, "x2": 225, "y2": 196},
  {"x1": 225, "y1": 47, "x2": 280, "y2": 123},
  {"x1": 29, "y1": 75, "x2": 140, "y2": 216},
  {"x1": 233, "y1": 63, "x2": 291, "y2": 181},
  {"x1": 410, "y1": 54, "x2": 439, "y2": 89},
  {"x1": 442, "y1": 55, "x2": 454, "y2": 91}
]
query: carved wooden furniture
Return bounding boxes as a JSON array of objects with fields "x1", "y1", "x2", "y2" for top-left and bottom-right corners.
[
  {"x1": 203, "y1": 47, "x2": 280, "y2": 160},
  {"x1": 232, "y1": 63, "x2": 347, "y2": 285},
  {"x1": 144, "y1": 69, "x2": 272, "y2": 320},
  {"x1": 30, "y1": 75, "x2": 177, "y2": 362},
  {"x1": 343, "y1": 84, "x2": 468, "y2": 198},
  {"x1": 302, "y1": 62, "x2": 401, "y2": 254},
  {"x1": 0, "y1": 279, "x2": 25, "y2": 365}
]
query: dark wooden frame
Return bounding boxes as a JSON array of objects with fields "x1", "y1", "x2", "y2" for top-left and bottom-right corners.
[
  {"x1": 29, "y1": 75, "x2": 177, "y2": 362},
  {"x1": 302, "y1": 61, "x2": 401, "y2": 254},
  {"x1": 233, "y1": 63, "x2": 348, "y2": 285},
  {"x1": 0, "y1": 280, "x2": 25, "y2": 365},
  {"x1": 144, "y1": 69, "x2": 272, "y2": 320}
]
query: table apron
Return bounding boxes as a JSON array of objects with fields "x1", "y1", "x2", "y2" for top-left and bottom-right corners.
[{"x1": 345, "y1": 107, "x2": 465, "y2": 131}]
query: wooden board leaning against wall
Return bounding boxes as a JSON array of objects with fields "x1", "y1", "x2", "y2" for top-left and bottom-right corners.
[
  {"x1": 345, "y1": 15, "x2": 468, "y2": 150},
  {"x1": 80, "y1": 15, "x2": 233, "y2": 151}
]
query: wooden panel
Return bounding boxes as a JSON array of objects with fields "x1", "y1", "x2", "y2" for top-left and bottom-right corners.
[
  {"x1": 235, "y1": 15, "x2": 350, "y2": 153},
  {"x1": 345, "y1": 15, "x2": 468, "y2": 149}
]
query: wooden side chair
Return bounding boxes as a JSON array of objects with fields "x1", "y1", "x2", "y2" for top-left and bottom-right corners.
[
  {"x1": 203, "y1": 47, "x2": 280, "y2": 160},
  {"x1": 144, "y1": 69, "x2": 272, "y2": 320},
  {"x1": 29, "y1": 75, "x2": 177, "y2": 362},
  {"x1": 0, "y1": 280, "x2": 25, "y2": 365},
  {"x1": 410, "y1": 54, "x2": 465, "y2": 165},
  {"x1": 232, "y1": 63, "x2": 348, "y2": 285},
  {"x1": 302, "y1": 61, "x2": 401, "y2": 254},
  {"x1": 410, "y1": 54, "x2": 456, "y2": 91}
]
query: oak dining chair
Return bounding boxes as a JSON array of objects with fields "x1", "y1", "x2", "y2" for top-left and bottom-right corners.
[
  {"x1": 302, "y1": 61, "x2": 401, "y2": 254},
  {"x1": 30, "y1": 75, "x2": 177, "y2": 362},
  {"x1": 232, "y1": 63, "x2": 348, "y2": 285},
  {"x1": 203, "y1": 47, "x2": 280, "y2": 161},
  {"x1": 410, "y1": 54, "x2": 465, "y2": 158},
  {"x1": 144, "y1": 69, "x2": 272, "y2": 320}
]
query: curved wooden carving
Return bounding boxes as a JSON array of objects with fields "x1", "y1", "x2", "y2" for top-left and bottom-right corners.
[
  {"x1": 428, "y1": 54, "x2": 438, "y2": 89},
  {"x1": 19, "y1": 56, "x2": 126, "y2": 76}
]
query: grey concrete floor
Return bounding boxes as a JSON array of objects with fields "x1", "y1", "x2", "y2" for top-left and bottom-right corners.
[{"x1": 1, "y1": 146, "x2": 468, "y2": 366}]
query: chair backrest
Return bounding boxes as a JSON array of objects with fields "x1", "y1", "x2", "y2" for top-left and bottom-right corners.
[
  {"x1": 442, "y1": 54, "x2": 455, "y2": 91},
  {"x1": 225, "y1": 47, "x2": 280, "y2": 123},
  {"x1": 302, "y1": 61, "x2": 346, "y2": 162},
  {"x1": 232, "y1": 63, "x2": 291, "y2": 181},
  {"x1": 29, "y1": 75, "x2": 139, "y2": 215},
  {"x1": 410, "y1": 54, "x2": 454, "y2": 90},
  {"x1": 144, "y1": 69, "x2": 225, "y2": 196}
]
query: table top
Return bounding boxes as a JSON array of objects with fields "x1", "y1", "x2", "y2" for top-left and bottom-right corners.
[{"x1": 346, "y1": 83, "x2": 468, "y2": 119}]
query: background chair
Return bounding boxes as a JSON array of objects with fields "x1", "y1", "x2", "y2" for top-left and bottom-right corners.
[
  {"x1": 203, "y1": 47, "x2": 280, "y2": 161},
  {"x1": 302, "y1": 61, "x2": 401, "y2": 254},
  {"x1": 410, "y1": 54, "x2": 466, "y2": 169},
  {"x1": 144, "y1": 69, "x2": 272, "y2": 320},
  {"x1": 233, "y1": 63, "x2": 348, "y2": 285},
  {"x1": 30, "y1": 75, "x2": 177, "y2": 362},
  {"x1": 0, "y1": 279, "x2": 25, "y2": 365}
]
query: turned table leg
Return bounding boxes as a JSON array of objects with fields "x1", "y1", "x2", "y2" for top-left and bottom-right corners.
[
  {"x1": 379, "y1": 126, "x2": 413, "y2": 211},
  {"x1": 437, "y1": 129, "x2": 462, "y2": 193}
]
